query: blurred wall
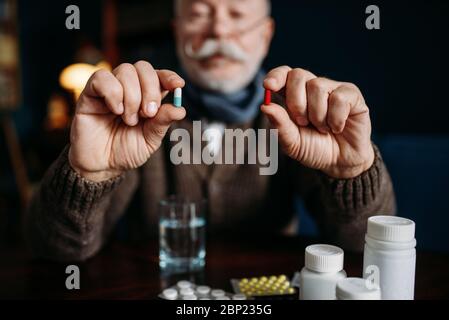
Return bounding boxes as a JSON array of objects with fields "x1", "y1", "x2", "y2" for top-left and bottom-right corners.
[
  {"x1": 16, "y1": 0, "x2": 102, "y2": 138},
  {"x1": 266, "y1": 0, "x2": 449, "y2": 134}
]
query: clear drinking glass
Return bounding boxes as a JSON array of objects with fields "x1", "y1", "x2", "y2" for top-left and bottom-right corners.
[{"x1": 159, "y1": 196, "x2": 206, "y2": 272}]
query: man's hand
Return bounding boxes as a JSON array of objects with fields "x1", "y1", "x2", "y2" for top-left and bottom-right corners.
[
  {"x1": 69, "y1": 61, "x2": 186, "y2": 182},
  {"x1": 261, "y1": 66, "x2": 375, "y2": 179}
]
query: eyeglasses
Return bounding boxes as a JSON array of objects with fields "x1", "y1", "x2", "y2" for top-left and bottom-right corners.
[{"x1": 179, "y1": 14, "x2": 269, "y2": 38}]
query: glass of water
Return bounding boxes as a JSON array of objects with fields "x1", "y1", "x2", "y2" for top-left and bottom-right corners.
[{"x1": 159, "y1": 196, "x2": 207, "y2": 272}]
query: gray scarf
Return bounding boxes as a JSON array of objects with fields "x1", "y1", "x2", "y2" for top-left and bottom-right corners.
[{"x1": 182, "y1": 70, "x2": 265, "y2": 124}]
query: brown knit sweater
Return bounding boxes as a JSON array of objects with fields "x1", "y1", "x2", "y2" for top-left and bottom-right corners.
[{"x1": 24, "y1": 114, "x2": 396, "y2": 262}]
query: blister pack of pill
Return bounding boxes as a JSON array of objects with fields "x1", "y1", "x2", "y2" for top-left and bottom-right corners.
[
  {"x1": 231, "y1": 275, "x2": 298, "y2": 300},
  {"x1": 159, "y1": 280, "x2": 247, "y2": 300}
]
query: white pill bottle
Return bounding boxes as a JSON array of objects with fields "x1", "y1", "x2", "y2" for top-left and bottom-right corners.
[
  {"x1": 336, "y1": 277, "x2": 381, "y2": 300},
  {"x1": 363, "y1": 216, "x2": 416, "y2": 300},
  {"x1": 299, "y1": 244, "x2": 346, "y2": 300}
]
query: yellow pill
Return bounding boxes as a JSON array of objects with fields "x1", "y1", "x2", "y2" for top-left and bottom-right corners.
[
  {"x1": 240, "y1": 278, "x2": 249, "y2": 284},
  {"x1": 278, "y1": 275, "x2": 287, "y2": 281},
  {"x1": 269, "y1": 276, "x2": 277, "y2": 281},
  {"x1": 260, "y1": 276, "x2": 268, "y2": 282},
  {"x1": 288, "y1": 288, "x2": 295, "y2": 294}
]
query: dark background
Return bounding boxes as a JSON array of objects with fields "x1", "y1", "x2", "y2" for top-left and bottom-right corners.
[{"x1": 1, "y1": 0, "x2": 448, "y2": 251}]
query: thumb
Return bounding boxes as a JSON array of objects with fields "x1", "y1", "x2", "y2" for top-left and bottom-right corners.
[
  {"x1": 143, "y1": 103, "x2": 186, "y2": 145},
  {"x1": 260, "y1": 103, "x2": 301, "y2": 157}
]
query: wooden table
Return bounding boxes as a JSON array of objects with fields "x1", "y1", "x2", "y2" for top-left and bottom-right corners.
[{"x1": 1, "y1": 235, "x2": 448, "y2": 299}]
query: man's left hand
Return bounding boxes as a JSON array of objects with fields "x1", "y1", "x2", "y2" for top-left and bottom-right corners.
[{"x1": 261, "y1": 66, "x2": 375, "y2": 179}]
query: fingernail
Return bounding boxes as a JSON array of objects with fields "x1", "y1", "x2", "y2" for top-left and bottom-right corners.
[
  {"x1": 127, "y1": 113, "x2": 139, "y2": 126},
  {"x1": 146, "y1": 101, "x2": 158, "y2": 116},
  {"x1": 296, "y1": 117, "x2": 309, "y2": 126},
  {"x1": 117, "y1": 103, "x2": 124, "y2": 114}
]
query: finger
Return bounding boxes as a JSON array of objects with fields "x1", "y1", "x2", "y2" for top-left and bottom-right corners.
[
  {"x1": 285, "y1": 68, "x2": 316, "y2": 127},
  {"x1": 113, "y1": 63, "x2": 141, "y2": 126},
  {"x1": 134, "y1": 61, "x2": 162, "y2": 118},
  {"x1": 328, "y1": 83, "x2": 367, "y2": 133},
  {"x1": 260, "y1": 103, "x2": 301, "y2": 158},
  {"x1": 327, "y1": 86, "x2": 353, "y2": 134},
  {"x1": 156, "y1": 70, "x2": 185, "y2": 99},
  {"x1": 263, "y1": 65, "x2": 292, "y2": 92},
  {"x1": 306, "y1": 77, "x2": 338, "y2": 134},
  {"x1": 80, "y1": 69, "x2": 124, "y2": 115},
  {"x1": 143, "y1": 104, "x2": 186, "y2": 143}
]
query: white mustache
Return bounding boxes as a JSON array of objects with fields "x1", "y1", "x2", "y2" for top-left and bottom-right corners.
[{"x1": 184, "y1": 39, "x2": 249, "y2": 62}]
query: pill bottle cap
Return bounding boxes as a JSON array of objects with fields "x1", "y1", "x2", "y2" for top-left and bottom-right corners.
[
  {"x1": 367, "y1": 216, "x2": 415, "y2": 242},
  {"x1": 336, "y1": 278, "x2": 381, "y2": 300},
  {"x1": 304, "y1": 244, "x2": 344, "y2": 273}
]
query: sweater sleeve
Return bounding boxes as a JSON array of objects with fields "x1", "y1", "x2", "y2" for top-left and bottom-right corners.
[
  {"x1": 301, "y1": 144, "x2": 397, "y2": 252},
  {"x1": 23, "y1": 146, "x2": 139, "y2": 262}
]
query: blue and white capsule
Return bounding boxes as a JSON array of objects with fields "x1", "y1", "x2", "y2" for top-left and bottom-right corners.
[{"x1": 173, "y1": 88, "x2": 182, "y2": 107}]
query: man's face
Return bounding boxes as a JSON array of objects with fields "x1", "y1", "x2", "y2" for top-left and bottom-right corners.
[{"x1": 174, "y1": 0, "x2": 274, "y2": 93}]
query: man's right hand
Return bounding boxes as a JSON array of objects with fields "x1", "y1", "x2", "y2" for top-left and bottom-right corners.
[{"x1": 68, "y1": 61, "x2": 186, "y2": 182}]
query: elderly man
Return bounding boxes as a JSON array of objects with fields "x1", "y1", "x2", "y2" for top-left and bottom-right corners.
[{"x1": 26, "y1": 0, "x2": 395, "y2": 261}]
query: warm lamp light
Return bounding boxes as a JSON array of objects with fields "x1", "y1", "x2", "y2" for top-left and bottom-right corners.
[{"x1": 59, "y1": 61, "x2": 111, "y2": 100}]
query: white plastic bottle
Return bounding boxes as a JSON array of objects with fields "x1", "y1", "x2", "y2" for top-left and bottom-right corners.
[
  {"x1": 363, "y1": 216, "x2": 416, "y2": 300},
  {"x1": 336, "y1": 277, "x2": 381, "y2": 300},
  {"x1": 299, "y1": 244, "x2": 347, "y2": 300}
]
